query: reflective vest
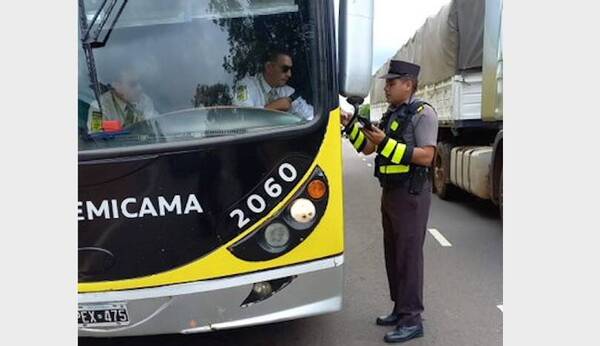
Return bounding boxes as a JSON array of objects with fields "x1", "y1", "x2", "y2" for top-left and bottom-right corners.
[{"x1": 374, "y1": 100, "x2": 431, "y2": 187}]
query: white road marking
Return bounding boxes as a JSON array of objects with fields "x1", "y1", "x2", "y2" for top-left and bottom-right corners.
[
  {"x1": 367, "y1": 163, "x2": 372, "y2": 167},
  {"x1": 362, "y1": 158, "x2": 366, "y2": 161},
  {"x1": 428, "y1": 228, "x2": 452, "y2": 247},
  {"x1": 497, "y1": 305, "x2": 503, "y2": 312}
]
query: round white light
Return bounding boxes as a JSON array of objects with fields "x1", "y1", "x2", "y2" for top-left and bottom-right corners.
[
  {"x1": 290, "y1": 198, "x2": 316, "y2": 224},
  {"x1": 264, "y1": 223, "x2": 290, "y2": 248},
  {"x1": 252, "y1": 282, "x2": 273, "y2": 298}
]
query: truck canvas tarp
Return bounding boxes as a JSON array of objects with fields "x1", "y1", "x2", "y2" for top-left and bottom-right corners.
[{"x1": 371, "y1": 0, "x2": 484, "y2": 104}]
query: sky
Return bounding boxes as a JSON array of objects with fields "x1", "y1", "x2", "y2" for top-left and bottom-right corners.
[
  {"x1": 371, "y1": 0, "x2": 450, "y2": 74},
  {"x1": 336, "y1": 0, "x2": 451, "y2": 109}
]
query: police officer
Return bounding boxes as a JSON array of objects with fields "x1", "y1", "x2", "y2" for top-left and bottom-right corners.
[
  {"x1": 341, "y1": 60, "x2": 438, "y2": 343},
  {"x1": 232, "y1": 49, "x2": 314, "y2": 120}
]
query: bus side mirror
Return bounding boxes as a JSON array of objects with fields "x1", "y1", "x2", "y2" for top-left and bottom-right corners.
[{"x1": 338, "y1": 0, "x2": 374, "y2": 99}]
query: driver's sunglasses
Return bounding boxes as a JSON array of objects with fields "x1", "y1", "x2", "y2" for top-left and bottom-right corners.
[{"x1": 280, "y1": 65, "x2": 293, "y2": 73}]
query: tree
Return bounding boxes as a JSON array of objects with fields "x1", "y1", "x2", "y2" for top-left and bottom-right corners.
[
  {"x1": 208, "y1": 0, "x2": 313, "y2": 101},
  {"x1": 191, "y1": 83, "x2": 232, "y2": 107}
]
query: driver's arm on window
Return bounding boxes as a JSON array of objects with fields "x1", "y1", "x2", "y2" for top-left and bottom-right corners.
[{"x1": 290, "y1": 96, "x2": 314, "y2": 120}]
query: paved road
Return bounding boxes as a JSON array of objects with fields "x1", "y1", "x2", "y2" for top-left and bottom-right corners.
[{"x1": 80, "y1": 141, "x2": 502, "y2": 346}]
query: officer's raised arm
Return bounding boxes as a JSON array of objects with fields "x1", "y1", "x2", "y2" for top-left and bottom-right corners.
[
  {"x1": 341, "y1": 115, "x2": 378, "y2": 155},
  {"x1": 362, "y1": 124, "x2": 435, "y2": 166}
]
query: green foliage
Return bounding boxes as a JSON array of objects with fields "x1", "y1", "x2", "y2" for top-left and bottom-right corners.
[
  {"x1": 191, "y1": 83, "x2": 232, "y2": 107},
  {"x1": 208, "y1": 0, "x2": 312, "y2": 96}
]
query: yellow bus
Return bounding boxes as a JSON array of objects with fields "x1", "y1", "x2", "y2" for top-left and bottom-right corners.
[{"x1": 78, "y1": 0, "x2": 373, "y2": 336}]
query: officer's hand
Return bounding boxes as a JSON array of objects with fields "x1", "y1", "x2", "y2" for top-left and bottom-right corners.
[
  {"x1": 266, "y1": 97, "x2": 292, "y2": 112},
  {"x1": 340, "y1": 110, "x2": 352, "y2": 126},
  {"x1": 362, "y1": 126, "x2": 386, "y2": 145}
]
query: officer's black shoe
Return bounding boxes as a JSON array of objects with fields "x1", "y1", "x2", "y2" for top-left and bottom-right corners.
[
  {"x1": 375, "y1": 313, "x2": 400, "y2": 326},
  {"x1": 383, "y1": 323, "x2": 424, "y2": 343}
]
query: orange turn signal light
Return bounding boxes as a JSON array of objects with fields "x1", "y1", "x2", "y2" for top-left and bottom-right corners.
[{"x1": 307, "y1": 179, "x2": 327, "y2": 200}]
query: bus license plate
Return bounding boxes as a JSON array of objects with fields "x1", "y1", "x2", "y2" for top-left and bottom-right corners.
[{"x1": 78, "y1": 303, "x2": 130, "y2": 327}]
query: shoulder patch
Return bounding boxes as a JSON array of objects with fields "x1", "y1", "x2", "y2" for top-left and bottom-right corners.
[{"x1": 236, "y1": 85, "x2": 248, "y2": 102}]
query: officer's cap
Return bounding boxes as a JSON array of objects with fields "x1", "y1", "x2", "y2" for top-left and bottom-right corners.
[{"x1": 379, "y1": 60, "x2": 420, "y2": 80}]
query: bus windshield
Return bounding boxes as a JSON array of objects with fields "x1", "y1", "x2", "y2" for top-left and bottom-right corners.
[{"x1": 78, "y1": 0, "x2": 319, "y2": 151}]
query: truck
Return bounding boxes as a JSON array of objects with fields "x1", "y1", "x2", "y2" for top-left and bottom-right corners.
[{"x1": 370, "y1": 0, "x2": 503, "y2": 216}]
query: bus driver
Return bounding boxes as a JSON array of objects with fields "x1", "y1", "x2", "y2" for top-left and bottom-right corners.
[{"x1": 232, "y1": 49, "x2": 314, "y2": 121}]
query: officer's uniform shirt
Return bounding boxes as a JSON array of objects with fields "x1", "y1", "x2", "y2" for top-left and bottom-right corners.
[
  {"x1": 382, "y1": 96, "x2": 438, "y2": 148},
  {"x1": 86, "y1": 90, "x2": 158, "y2": 133},
  {"x1": 233, "y1": 73, "x2": 314, "y2": 121}
]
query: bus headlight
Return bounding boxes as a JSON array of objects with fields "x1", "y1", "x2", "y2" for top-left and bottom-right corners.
[
  {"x1": 262, "y1": 223, "x2": 290, "y2": 250},
  {"x1": 289, "y1": 198, "x2": 316, "y2": 224},
  {"x1": 228, "y1": 165, "x2": 328, "y2": 261}
]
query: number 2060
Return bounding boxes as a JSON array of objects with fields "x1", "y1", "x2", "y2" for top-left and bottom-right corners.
[{"x1": 229, "y1": 163, "x2": 297, "y2": 229}]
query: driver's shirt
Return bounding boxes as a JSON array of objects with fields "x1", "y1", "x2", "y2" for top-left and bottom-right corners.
[
  {"x1": 86, "y1": 90, "x2": 158, "y2": 133},
  {"x1": 232, "y1": 73, "x2": 314, "y2": 121}
]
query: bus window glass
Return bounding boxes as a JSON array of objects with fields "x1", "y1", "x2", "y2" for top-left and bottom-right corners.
[{"x1": 78, "y1": 0, "x2": 318, "y2": 151}]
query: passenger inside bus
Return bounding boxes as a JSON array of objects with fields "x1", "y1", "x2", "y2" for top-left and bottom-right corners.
[
  {"x1": 78, "y1": 1, "x2": 317, "y2": 151},
  {"x1": 86, "y1": 66, "x2": 159, "y2": 134},
  {"x1": 232, "y1": 49, "x2": 314, "y2": 121}
]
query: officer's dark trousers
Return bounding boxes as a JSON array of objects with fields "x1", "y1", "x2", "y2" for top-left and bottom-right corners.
[{"x1": 381, "y1": 182, "x2": 431, "y2": 326}]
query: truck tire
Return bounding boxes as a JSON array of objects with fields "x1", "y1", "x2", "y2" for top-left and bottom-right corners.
[{"x1": 433, "y1": 142, "x2": 455, "y2": 200}]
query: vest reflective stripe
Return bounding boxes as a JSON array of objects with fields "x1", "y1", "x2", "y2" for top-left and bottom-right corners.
[
  {"x1": 390, "y1": 121, "x2": 399, "y2": 131},
  {"x1": 380, "y1": 138, "x2": 398, "y2": 158},
  {"x1": 349, "y1": 123, "x2": 360, "y2": 141},
  {"x1": 390, "y1": 143, "x2": 407, "y2": 164},
  {"x1": 379, "y1": 165, "x2": 410, "y2": 174},
  {"x1": 353, "y1": 131, "x2": 365, "y2": 150}
]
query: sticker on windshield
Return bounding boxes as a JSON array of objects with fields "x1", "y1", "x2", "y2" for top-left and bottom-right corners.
[{"x1": 91, "y1": 111, "x2": 103, "y2": 133}]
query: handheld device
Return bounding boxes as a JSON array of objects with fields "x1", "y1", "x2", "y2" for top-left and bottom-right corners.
[{"x1": 357, "y1": 116, "x2": 373, "y2": 130}]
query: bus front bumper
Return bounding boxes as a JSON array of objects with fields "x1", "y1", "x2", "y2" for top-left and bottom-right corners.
[{"x1": 78, "y1": 255, "x2": 343, "y2": 337}]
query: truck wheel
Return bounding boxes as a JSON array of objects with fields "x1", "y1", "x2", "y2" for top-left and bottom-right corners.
[{"x1": 434, "y1": 142, "x2": 454, "y2": 199}]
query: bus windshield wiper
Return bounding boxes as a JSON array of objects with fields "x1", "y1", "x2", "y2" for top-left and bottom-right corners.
[
  {"x1": 79, "y1": 0, "x2": 129, "y2": 47},
  {"x1": 78, "y1": 0, "x2": 128, "y2": 117}
]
